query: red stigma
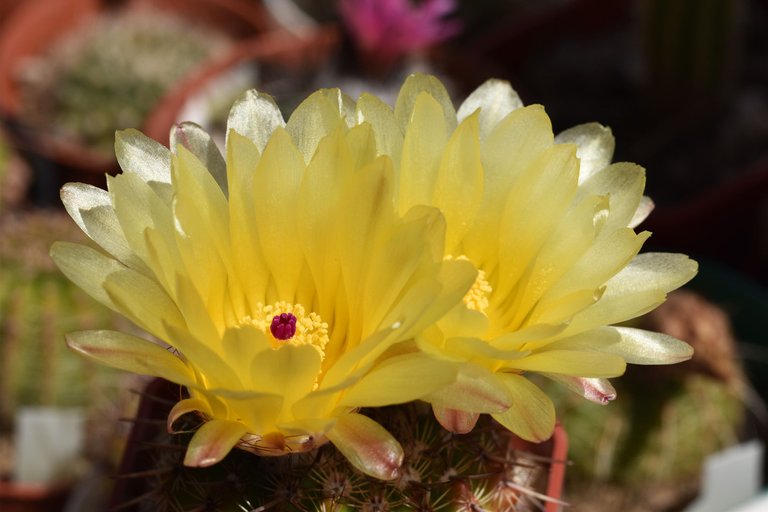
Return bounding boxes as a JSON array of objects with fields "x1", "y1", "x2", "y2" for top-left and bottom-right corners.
[{"x1": 270, "y1": 313, "x2": 297, "y2": 340}]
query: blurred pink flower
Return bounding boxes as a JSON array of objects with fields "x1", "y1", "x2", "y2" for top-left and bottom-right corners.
[{"x1": 339, "y1": 0, "x2": 461, "y2": 69}]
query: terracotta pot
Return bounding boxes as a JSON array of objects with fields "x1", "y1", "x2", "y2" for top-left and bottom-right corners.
[
  {"x1": 143, "y1": 26, "x2": 340, "y2": 146},
  {"x1": 0, "y1": 481, "x2": 71, "y2": 512},
  {"x1": 110, "y1": 378, "x2": 567, "y2": 511},
  {"x1": 0, "y1": 0, "x2": 274, "y2": 190}
]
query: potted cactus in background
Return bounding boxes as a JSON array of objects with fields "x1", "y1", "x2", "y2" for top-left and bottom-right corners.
[
  {"x1": 0, "y1": 209, "x2": 136, "y2": 511},
  {"x1": 0, "y1": 0, "x2": 273, "y2": 194}
]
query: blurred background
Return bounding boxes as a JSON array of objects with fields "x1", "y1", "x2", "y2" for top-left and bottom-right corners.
[{"x1": 0, "y1": 0, "x2": 766, "y2": 510}]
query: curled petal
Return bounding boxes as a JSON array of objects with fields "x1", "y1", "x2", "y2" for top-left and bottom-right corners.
[
  {"x1": 184, "y1": 419, "x2": 248, "y2": 467},
  {"x1": 629, "y1": 196, "x2": 655, "y2": 228},
  {"x1": 168, "y1": 398, "x2": 212, "y2": 433},
  {"x1": 326, "y1": 413, "x2": 403, "y2": 480},
  {"x1": 545, "y1": 374, "x2": 617, "y2": 405}
]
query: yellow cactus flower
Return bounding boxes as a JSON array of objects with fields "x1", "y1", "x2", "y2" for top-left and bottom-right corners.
[
  {"x1": 349, "y1": 74, "x2": 697, "y2": 441},
  {"x1": 52, "y1": 90, "x2": 478, "y2": 479}
]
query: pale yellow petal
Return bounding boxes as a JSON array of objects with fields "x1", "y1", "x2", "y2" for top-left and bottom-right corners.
[
  {"x1": 102, "y1": 266, "x2": 185, "y2": 339},
  {"x1": 286, "y1": 88, "x2": 349, "y2": 163},
  {"x1": 107, "y1": 171, "x2": 174, "y2": 265},
  {"x1": 432, "y1": 113, "x2": 484, "y2": 252},
  {"x1": 66, "y1": 330, "x2": 195, "y2": 385},
  {"x1": 496, "y1": 195, "x2": 604, "y2": 333},
  {"x1": 253, "y1": 127, "x2": 306, "y2": 301},
  {"x1": 505, "y1": 350, "x2": 626, "y2": 377},
  {"x1": 171, "y1": 121, "x2": 227, "y2": 196},
  {"x1": 465, "y1": 105, "x2": 554, "y2": 269},
  {"x1": 202, "y1": 388, "x2": 284, "y2": 435},
  {"x1": 579, "y1": 162, "x2": 646, "y2": 231},
  {"x1": 456, "y1": 78, "x2": 523, "y2": 139},
  {"x1": 226, "y1": 130, "x2": 268, "y2": 311},
  {"x1": 531, "y1": 228, "x2": 651, "y2": 325},
  {"x1": 394, "y1": 73, "x2": 457, "y2": 134},
  {"x1": 629, "y1": 196, "x2": 655, "y2": 228},
  {"x1": 611, "y1": 326, "x2": 693, "y2": 364},
  {"x1": 226, "y1": 89, "x2": 285, "y2": 153},
  {"x1": 355, "y1": 92, "x2": 403, "y2": 167},
  {"x1": 492, "y1": 374, "x2": 555, "y2": 442},
  {"x1": 495, "y1": 144, "x2": 579, "y2": 307},
  {"x1": 399, "y1": 91, "x2": 449, "y2": 214},
  {"x1": 115, "y1": 128, "x2": 172, "y2": 184},
  {"x1": 60, "y1": 183, "x2": 140, "y2": 268},
  {"x1": 251, "y1": 344, "x2": 322, "y2": 406},
  {"x1": 339, "y1": 353, "x2": 457, "y2": 407},
  {"x1": 555, "y1": 123, "x2": 615, "y2": 184},
  {"x1": 564, "y1": 253, "x2": 698, "y2": 334},
  {"x1": 50, "y1": 242, "x2": 122, "y2": 312},
  {"x1": 220, "y1": 325, "x2": 270, "y2": 383}
]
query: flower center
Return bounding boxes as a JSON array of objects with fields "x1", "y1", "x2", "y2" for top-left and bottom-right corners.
[
  {"x1": 238, "y1": 301, "x2": 329, "y2": 359},
  {"x1": 271, "y1": 313, "x2": 297, "y2": 340},
  {"x1": 447, "y1": 255, "x2": 492, "y2": 315}
]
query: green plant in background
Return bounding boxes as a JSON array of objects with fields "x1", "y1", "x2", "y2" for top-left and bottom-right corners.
[
  {"x1": 18, "y1": 9, "x2": 232, "y2": 155},
  {"x1": 545, "y1": 291, "x2": 746, "y2": 511},
  {"x1": 0, "y1": 211, "x2": 131, "y2": 460}
]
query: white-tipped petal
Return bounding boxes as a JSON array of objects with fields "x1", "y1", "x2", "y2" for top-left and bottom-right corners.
[
  {"x1": 556, "y1": 122, "x2": 615, "y2": 184},
  {"x1": 115, "y1": 129, "x2": 172, "y2": 184},
  {"x1": 629, "y1": 196, "x2": 655, "y2": 228},
  {"x1": 457, "y1": 78, "x2": 523, "y2": 139},
  {"x1": 226, "y1": 89, "x2": 285, "y2": 152},
  {"x1": 171, "y1": 122, "x2": 227, "y2": 196}
]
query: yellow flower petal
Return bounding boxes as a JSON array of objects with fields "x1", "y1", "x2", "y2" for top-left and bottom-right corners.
[
  {"x1": 171, "y1": 121, "x2": 227, "y2": 195},
  {"x1": 60, "y1": 183, "x2": 138, "y2": 268},
  {"x1": 492, "y1": 374, "x2": 555, "y2": 442},
  {"x1": 226, "y1": 89, "x2": 285, "y2": 152},
  {"x1": 456, "y1": 78, "x2": 523, "y2": 140},
  {"x1": 115, "y1": 128, "x2": 171, "y2": 184},
  {"x1": 399, "y1": 91, "x2": 449, "y2": 213},
  {"x1": 184, "y1": 419, "x2": 249, "y2": 467},
  {"x1": 339, "y1": 353, "x2": 457, "y2": 408},
  {"x1": 395, "y1": 73, "x2": 456, "y2": 134},
  {"x1": 326, "y1": 412, "x2": 403, "y2": 480},
  {"x1": 65, "y1": 330, "x2": 195, "y2": 385},
  {"x1": 506, "y1": 350, "x2": 626, "y2": 378},
  {"x1": 356, "y1": 92, "x2": 403, "y2": 167},
  {"x1": 423, "y1": 363, "x2": 511, "y2": 413},
  {"x1": 286, "y1": 88, "x2": 352, "y2": 163},
  {"x1": 555, "y1": 122, "x2": 615, "y2": 184}
]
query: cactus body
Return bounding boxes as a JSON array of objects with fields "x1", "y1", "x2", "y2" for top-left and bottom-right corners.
[{"x1": 115, "y1": 382, "x2": 561, "y2": 512}]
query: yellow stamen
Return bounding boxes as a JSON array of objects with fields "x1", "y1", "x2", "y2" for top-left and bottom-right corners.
[{"x1": 446, "y1": 255, "x2": 492, "y2": 315}]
